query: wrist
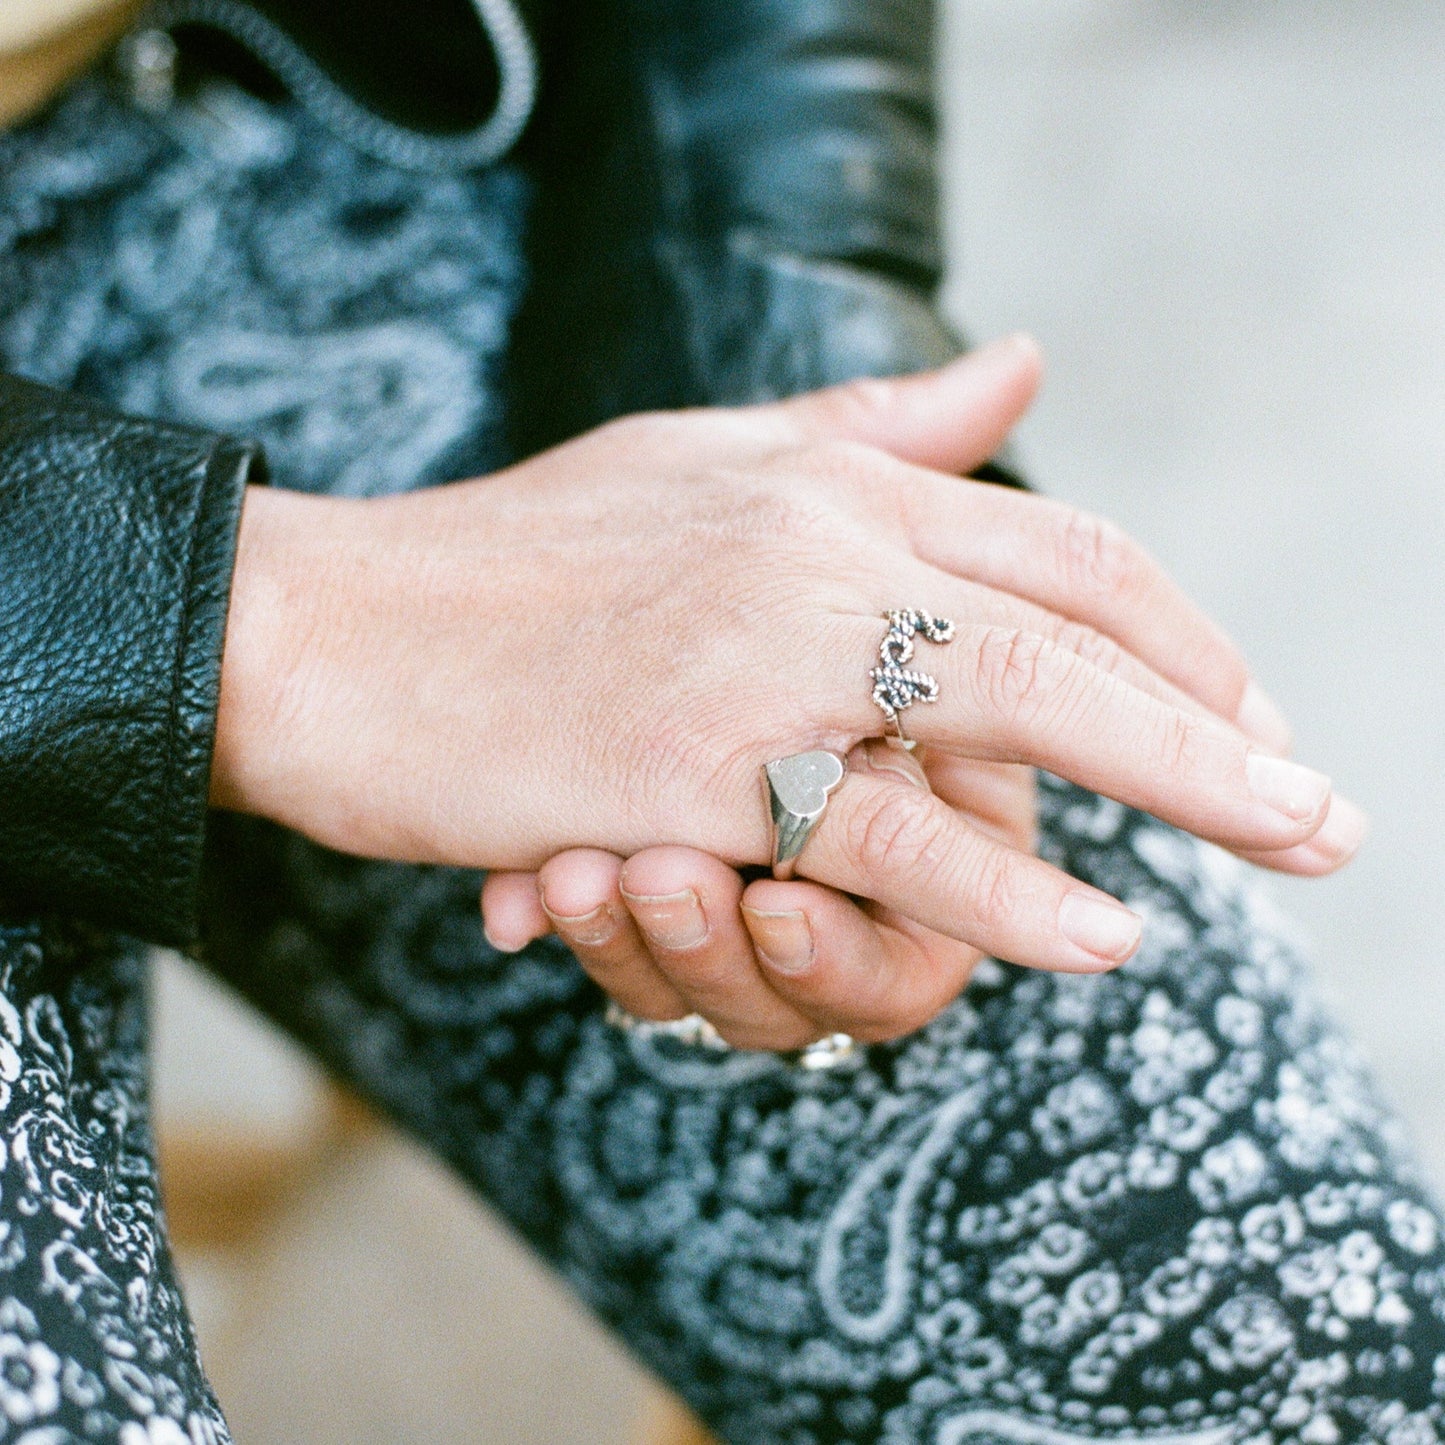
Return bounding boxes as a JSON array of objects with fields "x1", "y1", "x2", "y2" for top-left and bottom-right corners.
[{"x1": 210, "y1": 485, "x2": 349, "y2": 822}]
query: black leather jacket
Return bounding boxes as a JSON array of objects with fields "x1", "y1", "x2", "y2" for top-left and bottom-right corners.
[{"x1": 0, "y1": 0, "x2": 963, "y2": 946}]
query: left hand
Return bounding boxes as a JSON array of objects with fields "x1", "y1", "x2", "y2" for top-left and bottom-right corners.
[{"x1": 218, "y1": 335, "x2": 1361, "y2": 1051}]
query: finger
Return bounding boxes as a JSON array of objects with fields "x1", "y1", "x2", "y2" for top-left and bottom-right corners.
[
  {"x1": 852, "y1": 617, "x2": 1333, "y2": 854},
  {"x1": 759, "y1": 334, "x2": 1044, "y2": 476},
  {"x1": 904, "y1": 565, "x2": 1250, "y2": 737},
  {"x1": 852, "y1": 737, "x2": 1037, "y2": 855},
  {"x1": 922, "y1": 742, "x2": 1361, "y2": 879},
  {"x1": 902, "y1": 651, "x2": 1350, "y2": 879},
  {"x1": 797, "y1": 750, "x2": 1143, "y2": 973},
  {"x1": 618, "y1": 848, "x2": 820, "y2": 1051},
  {"x1": 917, "y1": 749, "x2": 1038, "y2": 853},
  {"x1": 1235, "y1": 793, "x2": 1369, "y2": 875},
  {"x1": 480, "y1": 870, "x2": 552, "y2": 951},
  {"x1": 740, "y1": 877, "x2": 985, "y2": 1044},
  {"x1": 537, "y1": 851, "x2": 690, "y2": 1021},
  {"x1": 898, "y1": 479, "x2": 1290, "y2": 750}
]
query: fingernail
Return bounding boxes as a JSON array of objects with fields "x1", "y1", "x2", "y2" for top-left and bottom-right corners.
[
  {"x1": 1236, "y1": 681, "x2": 1294, "y2": 754},
  {"x1": 483, "y1": 923, "x2": 528, "y2": 954},
  {"x1": 1300, "y1": 795, "x2": 1369, "y2": 865},
  {"x1": 741, "y1": 907, "x2": 814, "y2": 974},
  {"x1": 988, "y1": 331, "x2": 1039, "y2": 358},
  {"x1": 540, "y1": 899, "x2": 621, "y2": 948},
  {"x1": 1245, "y1": 752, "x2": 1332, "y2": 823},
  {"x1": 951, "y1": 332, "x2": 1038, "y2": 372},
  {"x1": 1057, "y1": 893, "x2": 1142, "y2": 964},
  {"x1": 621, "y1": 888, "x2": 709, "y2": 950}
]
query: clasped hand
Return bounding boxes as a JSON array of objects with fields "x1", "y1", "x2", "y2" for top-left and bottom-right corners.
[{"x1": 214, "y1": 336, "x2": 1364, "y2": 1050}]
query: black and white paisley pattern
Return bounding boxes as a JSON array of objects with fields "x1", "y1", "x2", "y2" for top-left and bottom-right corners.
[
  {"x1": 0, "y1": 926, "x2": 227, "y2": 1443},
  {"x1": 0, "y1": 67, "x2": 529, "y2": 496},
  {"x1": 200, "y1": 787, "x2": 1445, "y2": 1445},
  {"x1": 2, "y1": 45, "x2": 1445, "y2": 1445}
]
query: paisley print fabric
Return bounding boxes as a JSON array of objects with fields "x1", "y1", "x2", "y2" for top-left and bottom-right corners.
[
  {"x1": 0, "y1": 925, "x2": 227, "y2": 1443},
  {"x1": 203, "y1": 790, "x2": 1445, "y2": 1445},
  {"x1": 3, "y1": 44, "x2": 1445, "y2": 1445},
  {"x1": 0, "y1": 65, "x2": 529, "y2": 496}
]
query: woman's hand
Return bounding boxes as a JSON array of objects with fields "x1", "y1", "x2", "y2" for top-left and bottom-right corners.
[
  {"x1": 213, "y1": 335, "x2": 1365, "y2": 1046},
  {"x1": 481, "y1": 747, "x2": 1039, "y2": 1046}
]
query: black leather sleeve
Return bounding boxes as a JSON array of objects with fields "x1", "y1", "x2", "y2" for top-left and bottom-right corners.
[
  {"x1": 510, "y1": 0, "x2": 970, "y2": 449},
  {"x1": 0, "y1": 373, "x2": 260, "y2": 946}
]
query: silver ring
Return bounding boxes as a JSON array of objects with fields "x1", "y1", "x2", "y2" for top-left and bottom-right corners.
[
  {"x1": 869, "y1": 608, "x2": 955, "y2": 747},
  {"x1": 762, "y1": 749, "x2": 846, "y2": 881},
  {"x1": 604, "y1": 1001, "x2": 729, "y2": 1049},
  {"x1": 605, "y1": 1002, "x2": 857, "y2": 1071},
  {"x1": 600, "y1": 749, "x2": 858, "y2": 1071}
]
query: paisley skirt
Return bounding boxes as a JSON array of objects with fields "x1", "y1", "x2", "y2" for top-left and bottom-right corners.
[{"x1": 0, "y1": 55, "x2": 1442, "y2": 1445}]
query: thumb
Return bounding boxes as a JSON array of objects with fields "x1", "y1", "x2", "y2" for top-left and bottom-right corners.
[{"x1": 767, "y1": 332, "x2": 1043, "y2": 475}]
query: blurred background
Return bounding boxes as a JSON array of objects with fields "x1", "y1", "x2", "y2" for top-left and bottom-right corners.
[{"x1": 151, "y1": 1, "x2": 1445, "y2": 1439}]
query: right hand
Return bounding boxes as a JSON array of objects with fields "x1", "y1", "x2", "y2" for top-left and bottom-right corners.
[
  {"x1": 214, "y1": 336, "x2": 1363, "y2": 1045},
  {"x1": 482, "y1": 742, "x2": 1040, "y2": 1046}
]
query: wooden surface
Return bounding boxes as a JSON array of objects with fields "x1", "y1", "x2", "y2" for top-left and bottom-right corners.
[
  {"x1": 160, "y1": 1101, "x2": 662, "y2": 1442},
  {"x1": 158, "y1": 1090, "x2": 376, "y2": 1252},
  {"x1": 0, "y1": 0, "x2": 139, "y2": 127},
  {"x1": 0, "y1": 0, "x2": 128, "y2": 55},
  {"x1": 635, "y1": 1392, "x2": 719, "y2": 1445}
]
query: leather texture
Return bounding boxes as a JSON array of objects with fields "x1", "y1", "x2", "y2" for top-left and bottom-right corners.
[
  {"x1": 0, "y1": 373, "x2": 257, "y2": 944},
  {"x1": 508, "y1": 0, "x2": 967, "y2": 452}
]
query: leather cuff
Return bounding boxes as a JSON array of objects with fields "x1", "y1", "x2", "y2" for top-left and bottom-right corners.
[{"x1": 0, "y1": 373, "x2": 261, "y2": 946}]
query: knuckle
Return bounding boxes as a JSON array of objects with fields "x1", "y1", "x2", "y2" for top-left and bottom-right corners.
[
  {"x1": 788, "y1": 436, "x2": 906, "y2": 508},
  {"x1": 799, "y1": 435, "x2": 882, "y2": 481},
  {"x1": 593, "y1": 407, "x2": 735, "y2": 462},
  {"x1": 594, "y1": 409, "x2": 667, "y2": 448},
  {"x1": 846, "y1": 787, "x2": 949, "y2": 880},
  {"x1": 967, "y1": 851, "x2": 1023, "y2": 937},
  {"x1": 766, "y1": 492, "x2": 838, "y2": 548},
  {"x1": 1052, "y1": 619, "x2": 1124, "y2": 676},
  {"x1": 830, "y1": 375, "x2": 901, "y2": 426},
  {"x1": 972, "y1": 626, "x2": 1065, "y2": 726},
  {"x1": 716, "y1": 472, "x2": 843, "y2": 552},
  {"x1": 1155, "y1": 710, "x2": 1203, "y2": 775},
  {"x1": 769, "y1": 436, "x2": 906, "y2": 517},
  {"x1": 1058, "y1": 509, "x2": 1139, "y2": 601}
]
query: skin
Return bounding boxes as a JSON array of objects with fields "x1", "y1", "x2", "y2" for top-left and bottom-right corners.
[{"x1": 213, "y1": 336, "x2": 1365, "y2": 1051}]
